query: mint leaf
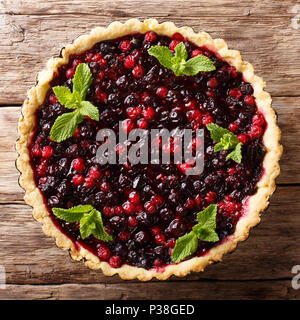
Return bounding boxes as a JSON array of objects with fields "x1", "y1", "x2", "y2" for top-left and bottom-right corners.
[
  {"x1": 214, "y1": 133, "x2": 239, "y2": 152},
  {"x1": 52, "y1": 205, "x2": 93, "y2": 223},
  {"x1": 148, "y1": 43, "x2": 215, "y2": 77},
  {"x1": 52, "y1": 205, "x2": 112, "y2": 242},
  {"x1": 80, "y1": 212, "x2": 96, "y2": 239},
  {"x1": 50, "y1": 111, "x2": 83, "y2": 143},
  {"x1": 183, "y1": 54, "x2": 216, "y2": 75},
  {"x1": 174, "y1": 42, "x2": 188, "y2": 61},
  {"x1": 172, "y1": 204, "x2": 219, "y2": 263},
  {"x1": 72, "y1": 63, "x2": 93, "y2": 100},
  {"x1": 53, "y1": 86, "x2": 73, "y2": 105},
  {"x1": 51, "y1": 63, "x2": 99, "y2": 142},
  {"x1": 206, "y1": 123, "x2": 243, "y2": 163},
  {"x1": 148, "y1": 46, "x2": 174, "y2": 70},
  {"x1": 171, "y1": 231, "x2": 198, "y2": 263},
  {"x1": 79, "y1": 101, "x2": 99, "y2": 121},
  {"x1": 226, "y1": 142, "x2": 243, "y2": 164},
  {"x1": 93, "y1": 210, "x2": 113, "y2": 242},
  {"x1": 206, "y1": 123, "x2": 231, "y2": 142}
]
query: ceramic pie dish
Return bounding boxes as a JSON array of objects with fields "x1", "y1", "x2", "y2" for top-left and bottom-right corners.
[{"x1": 16, "y1": 19, "x2": 282, "y2": 281}]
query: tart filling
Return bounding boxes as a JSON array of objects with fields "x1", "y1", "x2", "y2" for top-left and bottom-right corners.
[{"x1": 17, "y1": 19, "x2": 282, "y2": 280}]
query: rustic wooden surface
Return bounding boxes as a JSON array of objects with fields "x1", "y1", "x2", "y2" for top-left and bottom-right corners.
[{"x1": 0, "y1": 0, "x2": 300, "y2": 300}]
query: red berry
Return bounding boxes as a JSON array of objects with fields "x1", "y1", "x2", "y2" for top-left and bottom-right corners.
[
  {"x1": 114, "y1": 206, "x2": 123, "y2": 216},
  {"x1": 252, "y1": 113, "x2": 265, "y2": 126},
  {"x1": 98, "y1": 58, "x2": 107, "y2": 68},
  {"x1": 228, "y1": 88, "x2": 242, "y2": 100},
  {"x1": 205, "y1": 191, "x2": 217, "y2": 203},
  {"x1": 128, "y1": 216, "x2": 138, "y2": 227},
  {"x1": 228, "y1": 122, "x2": 239, "y2": 132},
  {"x1": 244, "y1": 95, "x2": 255, "y2": 106},
  {"x1": 151, "y1": 227, "x2": 161, "y2": 236},
  {"x1": 237, "y1": 134, "x2": 248, "y2": 144},
  {"x1": 122, "y1": 119, "x2": 135, "y2": 133},
  {"x1": 128, "y1": 191, "x2": 140, "y2": 205},
  {"x1": 92, "y1": 53, "x2": 103, "y2": 62},
  {"x1": 207, "y1": 77, "x2": 218, "y2": 88},
  {"x1": 49, "y1": 94, "x2": 58, "y2": 105},
  {"x1": 42, "y1": 146, "x2": 53, "y2": 159},
  {"x1": 156, "y1": 86, "x2": 168, "y2": 98},
  {"x1": 126, "y1": 106, "x2": 142, "y2": 120},
  {"x1": 72, "y1": 174, "x2": 84, "y2": 186},
  {"x1": 118, "y1": 231, "x2": 129, "y2": 242},
  {"x1": 97, "y1": 245, "x2": 111, "y2": 260},
  {"x1": 202, "y1": 113, "x2": 215, "y2": 125},
  {"x1": 122, "y1": 201, "x2": 135, "y2": 215},
  {"x1": 65, "y1": 68, "x2": 75, "y2": 79},
  {"x1": 172, "y1": 32, "x2": 184, "y2": 41},
  {"x1": 132, "y1": 65, "x2": 144, "y2": 78},
  {"x1": 137, "y1": 118, "x2": 148, "y2": 129},
  {"x1": 120, "y1": 40, "x2": 131, "y2": 52},
  {"x1": 155, "y1": 234, "x2": 166, "y2": 245},
  {"x1": 85, "y1": 53, "x2": 93, "y2": 62},
  {"x1": 249, "y1": 125, "x2": 263, "y2": 138},
  {"x1": 84, "y1": 176, "x2": 95, "y2": 188},
  {"x1": 32, "y1": 145, "x2": 42, "y2": 157},
  {"x1": 109, "y1": 255, "x2": 121, "y2": 268},
  {"x1": 185, "y1": 198, "x2": 195, "y2": 209},
  {"x1": 195, "y1": 194, "x2": 202, "y2": 206},
  {"x1": 103, "y1": 206, "x2": 113, "y2": 217},
  {"x1": 73, "y1": 158, "x2": 85, "y2": 172},
  {"x1": 144, "y1": 201, "x2": 156, "y2": 214},
  {"x1": 100, "y1": 182, "x2": 111, "y2": 192},
  {"x1": 165, "y1": 239, "x2": 176, "y2": 248},
  {"x1": 95, "y1": 87, "x2": 107, "y2": 102},
  {"x1": 73, "y1": 127, "x2": 80, "y2": 138},
  {"x1": 184, "y1": 99, "x2": 197, "y2": 110},
  {"x1": 124, "y1": 55, "x2": 135, "y2": 69},
  {"x1": 145, "y1": 31, "x2": 157, "y2": 42},
  {"x1": 154, "y1": 259, "x2": 163, "y2": 267},
  {"x1": 169, "y1": 40, "x2": 180, "y2": 51},
  {"x1": 142, "y1": 107, "x2": 155, "y2": 120},
  {"x1": 89, "y1": 167, "x2": 102, "y2": 179},
  {"x1": 191, "y1": 49, "x2": 203, "y2": 57},
  {"x1": 152, "y1": 195, "x2": 164, "y2": 206},
  {"x1": 37, "y1": 161, "x2": 47, "y2": 176}
]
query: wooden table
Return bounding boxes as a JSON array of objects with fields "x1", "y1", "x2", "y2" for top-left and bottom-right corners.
[{"x1": 0, "y1": 0, "x2": 300, "y2": 300}]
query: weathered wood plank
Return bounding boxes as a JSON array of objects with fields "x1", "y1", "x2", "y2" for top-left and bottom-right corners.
[
  {"x1": 0, "y1": 280, "x2": 299, "y2": 300},
  {"x1": 0, "y1": 185, "x2": 299, "y2": 284},
  {"x1": 0, "y1": 1, "x2": 299, "y2": 104},
  {"x1": 2, "y1": 0, "x2": 298, "y2": 17},
  {"x1": 0, "y1": 97, "x2": 295, "y2": 203}
]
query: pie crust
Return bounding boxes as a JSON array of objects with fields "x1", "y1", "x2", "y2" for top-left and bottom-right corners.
[{"x1": 16, "y1": 18, "x2": 282, "y2": 281}]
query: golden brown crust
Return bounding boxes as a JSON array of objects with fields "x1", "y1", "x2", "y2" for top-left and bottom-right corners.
[{"x1": 16, "y1": 18, "x2": 282, "y2": 281}]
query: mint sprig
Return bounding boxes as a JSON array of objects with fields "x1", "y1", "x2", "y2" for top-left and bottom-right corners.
[
  {"x1": 171, "y1": 204, "x2": 219, "y2": 263},
  {"x1": 148, "y1": 42, "x2": 215, "y2": 76},
  {"x1": 206, "y1": 123, "x2": 243, "y2": 164},
  {"x1": 52, "y1": 205, "x2": 112, "y2": 242},
  {"x1": 50, "y1": 63, "x2": 99, "y2": 143}
]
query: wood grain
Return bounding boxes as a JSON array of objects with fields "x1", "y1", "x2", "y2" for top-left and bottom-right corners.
[
  {"x1": 1, "y1": 1, "x2": 300, "y2": 104},
  {"x1": 1, "y1": 280, "x2": 299, "y2": 300}
]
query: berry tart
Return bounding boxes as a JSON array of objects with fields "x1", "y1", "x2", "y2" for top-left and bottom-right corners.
[{"x1": 16, "y1": 19, "x2": 282, "y2": 281}]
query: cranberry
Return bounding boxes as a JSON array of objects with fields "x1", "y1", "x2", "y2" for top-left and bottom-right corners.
[
  {"x1": 207, "y1": 77, "x2": 218, "y2": 88},
  {"x1": 191, "y1": 49, "x2": 203, "y2": 57},
  {"x1": 97, "y1": 245, "x2": 111, "y2": 260},
  {"x1": 137, "y1": 118, "x2": 148, "y2": 129},
  {"x1": 145, "y1": 31, "x2": 157, "y2": 42},
  {"x1": 49, "y1": 94, "x2": 58, "y2": 105},
  {"x1": 244, "y1": 95, "x2": 255, "y2": 106},
  {"x1": 229, "y1": 122, "x2": 239, "y2": 132},
  {"x1": 128, "y1": 191, "x2": 140, "y2": 204},
  {"x1": 120, "y1": 40, "x2": 131, "y2": 52},
  {"x1": 72, "y1": 174, "x2": 84, "y2": 186},
  {"x1": 155, "y1": 234, "x2": 166, "y2": 245},
  {"x1": 42, "y1": 146, "x2": 53, "y2": 159},
  {"x1": 249, "y1": 124, "x2": 263, "y2": 138},
  {"x1": 109, "y1": 255, "x2": 121, "y2": 268},
  {"x1": 144, "y1": 201, "x2": 156, "y2": 214},
  {"x1": 84, "y1": 176, "x2": 95, "y2": 188},
  {"x1": 89, "y1": 167, "x2": 102, "y2": 179},
  {"x1": 122, "y1": 201, "x2": 135, "y2": 215},
  {"x1": 169, "y1": 40, "x2": 180, "y2": 51},
  {"x1": 72, "y1": 158, "x2": 85, "y2": 172},
  {"x1": 252, "y1": 113, "x2": 265, "y2": 126},
  {"x1": 156, "y1": 86, "x2": 168, "y2": 98},
  {"x1": 128, "y1": 216, "x2": 138, "y2": 227},
  {"x1": 205, "y1": 191, "x2": 217, "y2": 203},
  {"x1": 143, "y1": 107, "x2": 155, "y2": 120},
  {"x1": 132, "y1": 65, "x2": 144, "y2": 78},
  {"x1": 124, "y1": 55, "x2": 135, "y2": 69},
  {"x1": 65, "y1": 68, "x2": 75, "y2": 79},
  {"x1": 228, "y1": 88, "x2": 242, "y2": 100},
  {"x1": 237, "y1": 134, "x2": 248, "y2": 144}
]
